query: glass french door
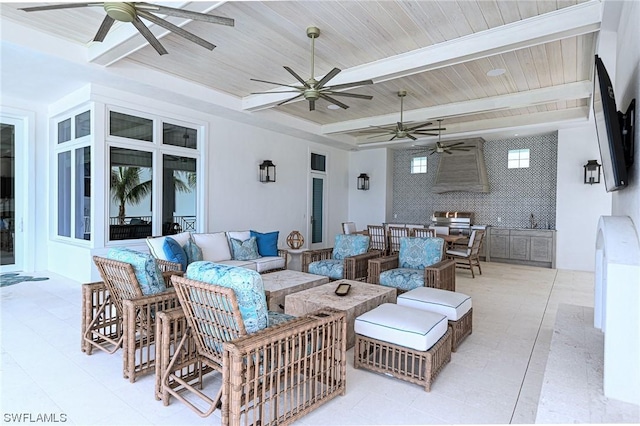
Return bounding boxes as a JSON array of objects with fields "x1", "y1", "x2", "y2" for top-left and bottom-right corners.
[
  {"x1": 0, "y1": 116, "x2": 23, "y2": 271},
  {"x1": 309, "y1": 173, "x2": 326, "y2": 249}
]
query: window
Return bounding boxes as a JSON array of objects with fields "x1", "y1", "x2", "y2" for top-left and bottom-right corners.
[
  {"x1": 107, "y1": 109, "x2": 200, "y2": 241},
  {"x1": 163, "y1": 122, "x2": 197, "y2": 149},
  {"x1": 508, "y1": 149, "x2": 530, "y2": 169},
  {"x1": 311, "y1": 153, "x2": 326, "y2": 172},
  {"x1": 56, "y1": 110, "x2": 91, "y2": 241},
  {"x1": 110, "y1": 111, "x2": 153, "y2": 141},
  {"x1": 411, "y1": 156, "x2": 427, "y2": 174},
  {"x1": 109, "y1": 147, "x2": 152, "y2": 240}
]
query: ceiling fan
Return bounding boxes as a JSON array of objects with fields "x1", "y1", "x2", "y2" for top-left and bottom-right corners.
[
  {"x1": 19, "y1": 2, "x2": 235, "y2": 56},
  {"x1": 411, "y1": 120, "x2": 472, "y2": 155},
  {"x1": 250, "y1": 26, "x2": 374, "y2": 111},
  {"x1": 359, "y1": 90, "x2": 442, "y2": 141}
]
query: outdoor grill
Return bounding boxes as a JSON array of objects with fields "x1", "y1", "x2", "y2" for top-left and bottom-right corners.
[{"x1": 431, "y1": 211, "x2": 474, "y2": 235}]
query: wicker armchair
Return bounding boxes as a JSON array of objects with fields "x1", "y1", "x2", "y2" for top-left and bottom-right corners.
[
  {"x1": 368, "y1": 236, "x2": 456, "y2": 294},
  {"x1": 302, "y1": 234, "x2": 382, "y2": 281},
  {"x1": 156, "y1": 275, "x2": 347, "y2": 425},
  {"x1": 82, "y1": 253, "x2": 182, "y2": 382}
]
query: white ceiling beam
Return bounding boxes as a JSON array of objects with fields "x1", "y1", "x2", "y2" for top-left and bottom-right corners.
[
  {"x1": 242, "y1": 0, "x2": 601, "y2": 111},
  {"x1": 323, "y1": 81, "x2": 592, "y2": 135},
  {"x1": 88, "y1": 1, "x2": 228, "y2": 66}
]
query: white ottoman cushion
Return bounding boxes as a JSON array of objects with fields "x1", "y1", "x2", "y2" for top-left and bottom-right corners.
[
  {"x1": 398, "y1": 287, "x2": 472, "y2": 321},
  {"x1": 355, "y1": 303, "x2": 448, "y2": 352},
  {"x1": 253, "y1": 256, "x2": 285, "y2": 273}
]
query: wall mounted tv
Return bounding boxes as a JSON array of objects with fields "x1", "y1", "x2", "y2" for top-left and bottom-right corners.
[{"x1": 593, "y1": 55, "x2": 635, "y2": 192}]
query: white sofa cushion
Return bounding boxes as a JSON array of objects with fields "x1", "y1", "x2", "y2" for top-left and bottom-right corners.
[
  {"x1": 398, "y1": 287, "x2": 472, "y2": 321},
  {"x1": 252, "y1": 256, "x2": 286, "y2": 273},
  {"x1": 355, "y1": 303, "x2": 448, "y2": 351},
  {"x1": 192, "y1": 232, "x2": 232, "y2": 262},
  {"x1": 146, "y1": 232, "x2": 191, "y2": 260},
  {"x1": 217, "y1": 259, "x2": 257, "y2": 270}
]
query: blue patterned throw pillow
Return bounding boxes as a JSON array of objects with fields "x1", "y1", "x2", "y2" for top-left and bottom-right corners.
[
  {"x1": 183, "y1": 238, "x2": 203, "y2": 264},
  {"x1": 230, "y1": 237, "x2": 260, "y2": 260},
  {"x1": 163, "y1": 237, "x2": 188, "y2": 271}
]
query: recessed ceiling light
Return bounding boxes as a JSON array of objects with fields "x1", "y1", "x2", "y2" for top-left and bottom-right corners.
[
  {"x1": 327, "y1": 104, "x2": 340, "y2": 110},
  {"x1": 514, "y1": 133, "x2": 519, "y2": 137},
  {"x1": 486, "y1": 68, "x2": 506, "y2": 77}
]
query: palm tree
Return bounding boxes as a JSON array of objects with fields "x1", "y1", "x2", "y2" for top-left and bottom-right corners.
[{"x1": 110, "y1": 167, "x2": 152, "y2": 224}]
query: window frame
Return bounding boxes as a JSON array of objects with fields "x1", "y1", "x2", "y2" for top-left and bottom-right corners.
[
  {"x1": 52, "y1": 105, "x2": 93, "y2": 244},
  {"x1": 508, "y1": 148, "x2": 530, "y2": 169},
  {"x1": 105, "y1": 106, "x2": 202, "y2": 243},
  {"x1": 411, "y1": 156, "x2": 428, "y2": 174}
]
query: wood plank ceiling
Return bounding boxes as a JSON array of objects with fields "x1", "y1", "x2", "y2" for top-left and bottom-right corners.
[{"x1": 0, "y1": 1, "x2": 599, "y2": 148}]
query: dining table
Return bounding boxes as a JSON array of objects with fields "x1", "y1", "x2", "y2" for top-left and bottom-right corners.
[{"x1": 438, "y1": 233, "x2": 466, "y2": 249}]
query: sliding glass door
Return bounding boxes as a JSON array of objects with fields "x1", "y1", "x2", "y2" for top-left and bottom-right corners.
[{"x1": 0, "y1": 116, "x2": 23, "y2": 272}]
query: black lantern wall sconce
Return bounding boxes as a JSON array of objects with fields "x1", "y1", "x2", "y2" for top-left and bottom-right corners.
[
  {"x1": 584, "y1": 160, "x2": 601, "y2": 184},
  {"x1": 259, "y1": 160, "x2": 276, "y2": 183},
  {"x1": 357, "y1": 173, "x2": 370, "y2": 190}
]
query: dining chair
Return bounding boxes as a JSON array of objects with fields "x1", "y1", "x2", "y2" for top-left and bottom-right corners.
[
  {"x1": 367, "y1": 224, "x2": 388, "y2": 254},
  {"x1": 388, "y1": 226, "x2": 410, "y2": 255},
  {"x1": 412, "y1": 228, "x2": 435, "y2": 238},
  {"x1": 342, "y1": 221, "x2": 358, "y2": 234},
  {"x1": 446, "y1": 230, "x2": 485, "y2": 278}
]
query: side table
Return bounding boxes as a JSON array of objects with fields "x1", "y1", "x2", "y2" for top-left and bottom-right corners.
[{"x1": 286, "y1": 248, "x2": 307, "y2": 271}]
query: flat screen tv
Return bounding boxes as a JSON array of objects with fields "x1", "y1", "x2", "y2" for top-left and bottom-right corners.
[{"x1": 593, "y1": 55, "x2": 635, "y2": 192}]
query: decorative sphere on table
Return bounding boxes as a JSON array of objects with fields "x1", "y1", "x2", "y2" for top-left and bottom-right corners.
[{"x1": 286, "y1": 231, "x2": 304, "y2": 249}]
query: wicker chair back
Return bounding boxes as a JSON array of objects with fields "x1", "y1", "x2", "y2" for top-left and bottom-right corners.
[
  {"x1": 388, "y1": 226, "x2": 410, "y2": 254},
  {"x1": 367, "y1": 224, "x2": 388, "y2": 254},
  {"x1": 412, "y1": 228, "x2": 436, "y2": 238},
  {"x1": 171, "y1": 276, "x2": 247, "y2": 367}
]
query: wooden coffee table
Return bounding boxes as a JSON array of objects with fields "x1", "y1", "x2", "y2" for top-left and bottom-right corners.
[
  {"x1": 261, "y1": 269, "x2": 329, "y2": 313},
  {"x1": 285, "y1": 279, "x2": 396, "y2": 349}
]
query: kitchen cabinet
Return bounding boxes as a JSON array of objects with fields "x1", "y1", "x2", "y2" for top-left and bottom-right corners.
[{"x1": 485, "y1": 228, "x2": 555, "y2": 268}]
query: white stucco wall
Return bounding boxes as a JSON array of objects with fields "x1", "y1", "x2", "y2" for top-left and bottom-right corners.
[
  {"x1": 348, "y1": 148, "x2": 389, "y2": 229},
  {"x1": 610, "y1": 0, "x2": 640, "y2": 229},
  {"x1": 556, "y1": 124, "x2": 612, "y2": 271}
]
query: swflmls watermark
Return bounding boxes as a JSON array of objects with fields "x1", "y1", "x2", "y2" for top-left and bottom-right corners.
[{"x1": 3, "y1": 413, "x2": 68, "y2": 423}]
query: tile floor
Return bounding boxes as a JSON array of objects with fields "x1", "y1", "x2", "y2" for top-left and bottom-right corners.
[{"x1": 1, "y1": 262, "x2": 638, "y2": 425}]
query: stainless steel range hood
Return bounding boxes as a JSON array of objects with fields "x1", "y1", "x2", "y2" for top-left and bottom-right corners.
[{"x1": 432, "y1": 138, "x2": 490, "y2": 193}]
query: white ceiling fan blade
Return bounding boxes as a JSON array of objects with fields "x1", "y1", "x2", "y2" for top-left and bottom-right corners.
[
  {"x1": 93, "y1": 14, "x2": 114, "y2": 42},
  {"x1": 131, "y1": 16, "x2": 168, "y2": 55},
  {"x1": 137, "y1": 10, "x2": 216, "y2": 51},
  {"x1": 137, "y1": 3, "x2": 234, "y2": 26}
]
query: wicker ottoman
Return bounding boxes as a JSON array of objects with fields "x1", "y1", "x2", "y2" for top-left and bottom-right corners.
[
  {"x1": 397, "y1": 287, "x2": 472, "y2": 352},
  {"x1": 354, "y1": 303, "x2": 452, "y2": 391}
]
